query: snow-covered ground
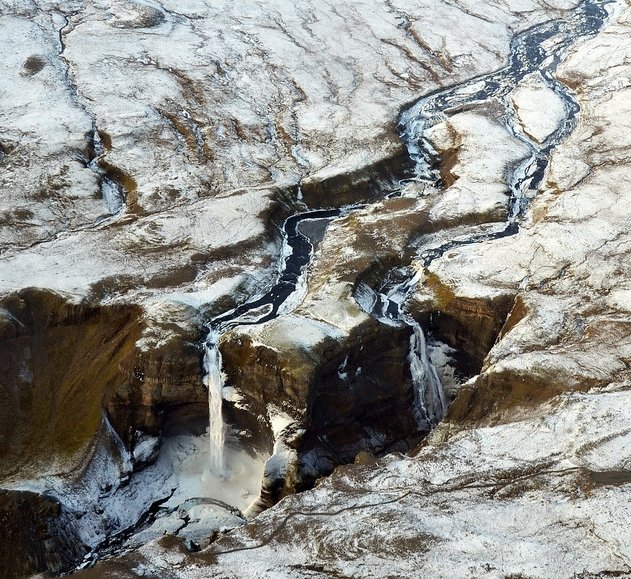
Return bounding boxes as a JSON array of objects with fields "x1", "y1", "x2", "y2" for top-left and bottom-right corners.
[
  {"x1": 63, "y1": 1, "x2": 631, "y2": 576},
  {"x1": 3, "y1": 0, "x2": 631, "y2": 576},
  {"x1": 7, "y1": 421, "x2": 266, "y2": 559}
]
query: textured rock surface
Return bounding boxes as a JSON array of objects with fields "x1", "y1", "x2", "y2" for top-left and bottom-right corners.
[
  {"x1": 0, "y1": 490, "x2": 85, "y2": 577},
  {"x1": 3, "y1": 0, "x2": 630, "y2": 576},
  {"x1": 0, "y1": 288, "x2": 142, "y2": 480},
  {"x1": 0, "y1": 288, "x2": 207, "y2": 482},
  {"x1": 190, "y1": 3, "x2": 631, "y2": 577},
  {"x1": 65, "y1": 1, "x2": 631, "y2": 577}
]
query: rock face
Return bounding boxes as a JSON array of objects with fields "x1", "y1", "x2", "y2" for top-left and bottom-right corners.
[
  {"x1": 0, "y1": 288, "x2": 210, "y2": 576},
  {"x1": 2, "y1": 0, "x2": 631, "y2": 576},
  {"x1": 221, "y1": 314, "x2": 420, "y2": 497},
  {"x1": 86, "y1": 2, "x2": 631, "y2": 577},
  {"x1": 0, "y1": 289, "x2": 140, "y2": 479},
  {"x1": 0, "y1": 490, "x2": 85, "y2": 577},
  {"x1": 0, "y1": 288, "x2": 206, "y2": 481}
]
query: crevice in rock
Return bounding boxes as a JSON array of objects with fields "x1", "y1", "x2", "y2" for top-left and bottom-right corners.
[
  {"x1": 96, "y1": 158, "x2": 138, "y2": 215},
  {"x1": 299, "y1": 144, "x2": 414, "y2": 208},
  {"x1": 415, "y1": 290, "x2": 516, "y2": 381},
  {"x1": 56, "y1": 10, "x2": 131, "y2": 219}
]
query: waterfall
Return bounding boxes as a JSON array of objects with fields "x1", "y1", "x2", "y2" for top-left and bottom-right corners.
[
  {"x1": 200, "y1": 209, "x2": 341, "y2": 476},
  {"x1": 354, "y1": 271, "x2": 448, "y2": 432},
  {"x1": 407, "y1": 319, "x2": 448, "y2": 431},
  {"x1": 101, "y1": 177, "x2": 125, "y2": 215},
  {"x1": 204, "y1": 332, "x2": 225, "y2": 474}
]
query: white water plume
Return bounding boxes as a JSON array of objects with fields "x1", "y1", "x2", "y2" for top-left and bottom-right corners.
[
  {"x1": 204, "y1": 332, "x2": 225, "y2": 474},
  {"x1": 408, "y1": 318, "x2": 448, "y2": 431}
]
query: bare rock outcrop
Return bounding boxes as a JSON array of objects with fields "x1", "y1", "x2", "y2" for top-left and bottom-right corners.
[
  {"x1": 0, "y1": 288, "x2": 143, "y2": 480},
  {"x1": 0, "y1": 288, "x2": 209, "y2": 482},
  {"x1": 0, "y1": 490, "x2": 85, "y2": 577},
  {"x1": 68, "y1": 2, "x2": 631, "y2": 577}
]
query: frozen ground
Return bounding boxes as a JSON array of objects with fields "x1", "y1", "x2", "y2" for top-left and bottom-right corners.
[
  {"x1": 3, "y1": 0, "x2": 631, "y2": 576},
  {"x1": 63, "y1": 1, "x2": 631, "y2": 576},
  {"x1": 7, "y1": 423, "x2": 266, "y2": 560}
]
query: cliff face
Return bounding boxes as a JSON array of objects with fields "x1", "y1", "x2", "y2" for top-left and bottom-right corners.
[
  {"x1": 0, "y1": 288, "x2": 207, "y2": 481},
  {"x1": 0, "y1": 490, "x2": 85, "y2": 577},
  {"x1": 221, "y1": 316, "x2": 420, "y2": 500},
  {"x1": 0, "y1": 289, "x2": 143, "y2": 479},
  {"x1": 111, "y1": 3, "x2": 631, "y2": 577},
  {"x1": 0, "y1": 288, "x2": 212, "y2": 575},
  {"x1": 2, "y1": 0, "x2": 630, "y2": 577}
]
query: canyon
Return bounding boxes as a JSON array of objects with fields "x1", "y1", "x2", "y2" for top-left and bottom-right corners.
[{"x1": 1, "y1": 0, "x2": 630, "y2": 577}]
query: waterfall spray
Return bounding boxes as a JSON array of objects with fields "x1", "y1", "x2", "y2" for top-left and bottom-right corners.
[{"x1": 204, "y1": 332, "x2": 225, "y2": 474}]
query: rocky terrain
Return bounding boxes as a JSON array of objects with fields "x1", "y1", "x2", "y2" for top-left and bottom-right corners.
[{"x1": 1, "y1": 0, "x2": 630, "y2": 577}]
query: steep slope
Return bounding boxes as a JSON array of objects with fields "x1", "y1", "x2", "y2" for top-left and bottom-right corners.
[{"x1": 2, "y1": 0, "x2": 628, "y2": 576}]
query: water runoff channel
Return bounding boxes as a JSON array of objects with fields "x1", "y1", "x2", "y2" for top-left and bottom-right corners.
[
  {"x1": 204, "y1": 207, "x2": 345, "y2": 474},
  {"x1": 203, "y1": 0, "x2": 611, "y2": 478},
  {"x1": 46, "y1": 0, "x2": 612, "y2": 569},
  {"x1": 79, "y1": 0, "x2": 613, "y2": 564}
]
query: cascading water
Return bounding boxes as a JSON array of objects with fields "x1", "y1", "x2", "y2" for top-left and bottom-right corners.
[
  {"x1": 203, "y1": 332, "x2": 225, "y2": 474},
  {"x1": 408, "y1": 319, "x2": 448, "y2": 430},
  {"x1": 203, "y1": 208, "x2": 345, "y2": 475},
  {"x1": 198, "y1": 0, "x2": 606, "y2": 490},
  {"x1": 357, "y1": 266, "x2": 448, "y2": 431}
]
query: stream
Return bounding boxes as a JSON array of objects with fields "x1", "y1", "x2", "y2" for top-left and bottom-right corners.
[
  {"x1": 357, "y1": 0, "x2": 612, "y2": 432},
  {"x1": 203, "y1": 207, "x2": 345, "y2": 473},
  {"x1": 71, "y1": 0, "x2": 612, "y2": 568},
  {"x1": 399, "y1": 0, "x2": 610, "y2": 263}
]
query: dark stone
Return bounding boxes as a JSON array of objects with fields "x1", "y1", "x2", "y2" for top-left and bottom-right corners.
[{"x1": 0, "y1": 490, "x2": 86, "y2": 577}]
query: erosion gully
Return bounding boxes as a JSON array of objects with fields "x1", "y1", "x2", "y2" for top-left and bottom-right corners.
[{"x1": 85, "y1": 0, "x2": 611, "y2": 567}]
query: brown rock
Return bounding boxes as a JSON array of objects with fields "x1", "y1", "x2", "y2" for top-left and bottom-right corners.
[
  {"x1": 0, "y1": 289, "x2": 206, "y2": 481},
  {"x1": 0, "y1": 489, "x2": 85, "y2": 578}
]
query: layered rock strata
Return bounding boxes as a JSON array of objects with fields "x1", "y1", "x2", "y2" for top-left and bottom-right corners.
[
  {"x1": 2, "y1": 0, "x2": 627, "y2": 576},
  {"x1": 66, "y1": 0, "x2": 631, "y2": 577}
]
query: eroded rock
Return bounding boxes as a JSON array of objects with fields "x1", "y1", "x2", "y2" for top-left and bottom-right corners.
[
  {"x1": 3, "y1": 0, "x2": 627, "y2": 575},
  {"x1": 0, "y1": 490, "x2": 85, "y2": 577}
]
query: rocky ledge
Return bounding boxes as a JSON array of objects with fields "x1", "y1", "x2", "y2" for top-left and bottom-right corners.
[{"x1": 91, "y1": 2, "x2": 631, "y2": 577}]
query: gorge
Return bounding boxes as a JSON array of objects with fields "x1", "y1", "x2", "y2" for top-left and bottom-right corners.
[{"x1": 1, "y1": 0, "x2": 631, "y2": 577}]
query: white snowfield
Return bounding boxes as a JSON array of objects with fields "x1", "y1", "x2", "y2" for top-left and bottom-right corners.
[
  {"x1": 0, "y1": 0, "x2": 580, "y2": 304},
  {"x1": 93, "y1": 2, "x2": 631, "y2": 577},
  {"x1": 511, "y1": 72, "x2": 568, "y2": 144}
]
